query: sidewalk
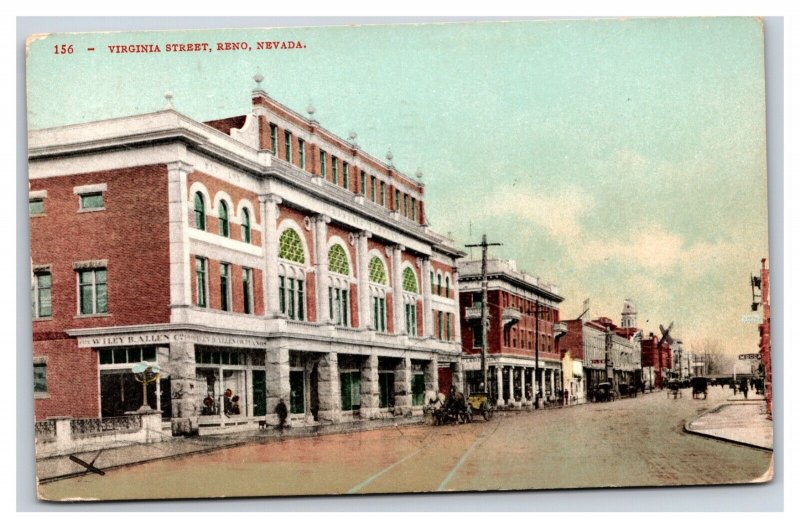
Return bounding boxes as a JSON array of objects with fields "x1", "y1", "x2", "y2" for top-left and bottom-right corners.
[
  {"x1": 685, "y1": 395, "x2": 773, "y2": 450},
  {"x1": 36, "y1": 415, "x2": 423, "y2": 484}
]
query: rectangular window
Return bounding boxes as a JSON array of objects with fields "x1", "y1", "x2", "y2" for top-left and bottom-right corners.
[
  {"x1": 403, "y1": 193, "x2": 409, "y2": 217},
  {"x1": 298, "y1": 138, "x2": 306, "y2": 169},
  {"x1": 220, "y1": 263, "x2": 231, "y2": 312},
  {"x1": 287, "y1": 278, "x2": 295, "y2": 319},
  {"x1": 360, "y1": 171, "x2": 366, "y2": 196},
  {"x1": 474, "y1": 327, "x2": 483, "y2": 348},
  {"x1": 405, "y1": 302, "x2": 417, "y2": 336},
  {"x1": 195, "y1": 258, "x2": 207, "y2": 308},
  {"x1": 80, "y1": 192, "x2": 104, "y2": 211},
  {"x1": 320, "y1": 150, "x2": 327, "y2": 178},
  {"x1": 371, "y1": 176, "x2": 377, "y2": 201},
  {"x1": 437, "y1": 311, "x2": 443, "y2": 340},
  {"x1": 340, "y1": 371, "x2": 362, "y2": 411},
  {"x1": 372, "y1": 296, "x2": 387, "y2": 332},
  {"x1": 412, "y1": 198, "x2": 417, "y2": 222},
  {"x1": 279, "y1": 276, "x2": 286, "y2": 314},
  {"x1": 280, "y1": 276, "x2": 304, "y2": 321},
  {"x1": 284, "y1": 130, "x2": 293, "y2": 163},
  {"x1": 78, "y1": 268, "x2": 108, "y2": 315},
  {"x1": 332, "y1": 156, "x2": 339, "y2": 184},
  {"x1": 395, "y1": 189, "x2": 401, "y2": 211},
  {"x1": 290, "y1": 370, "x2": 304, "y2": 414},
  {"x1": 29, "y1": 198, "x2": 44, "y2": 216},
  {"x1": 411, "y1": 373, "x2": 425, "y2": 406},
  {"x1": 329, "y1": 286, "x2": 350, "y2": 327},
  {"x1": 34, "y1": 364, "x2": 48, "y2": 394},
  {"x1": 242, "y1": 268, "x2": 253, "y2": 314},
  {"x1": 378, "y1": 371, "x2": 395, "y2": 408},
  {"x1": 270, "y1": 123, "x2": 278, "y2": 154},
  {"x1": 380, "y1": 182, "x2": 386, "y2": 206},
  {"x1": 297, "y1": 279, "x2": 305, "y2": 321},
  {"x1": 446, "y1": 312, "x2": 452, "y2": 341},
  {"x1": 32, "y1": 270, "x2": 52, "y2": 318},
  {"x1": 342, "y1": 161, "x2": 349, "y2": 189}
]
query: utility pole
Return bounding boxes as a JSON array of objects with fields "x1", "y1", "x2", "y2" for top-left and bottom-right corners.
[{"x1": 465, "y1": 234, "x2": 502, "y2": 396}]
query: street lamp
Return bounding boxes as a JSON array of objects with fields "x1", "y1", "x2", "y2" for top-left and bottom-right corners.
[{"x1": 131, "y1": 361, "x2": 160, "y2": 413}]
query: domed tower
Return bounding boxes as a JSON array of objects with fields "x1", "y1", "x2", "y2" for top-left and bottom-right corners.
[{"x1": 621, "y1": 299, "x2": 637, "y2": 329}]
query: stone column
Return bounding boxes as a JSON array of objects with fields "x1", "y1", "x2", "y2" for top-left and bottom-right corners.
[
  {"x1": 167, "y1": 161, "x2": 193, "y2": 311},
  {"x1": 496, "y1": 364, "x2": 505, "y2": 407},
  {"x1": 314, "y1": 215, "x2": 331, "y2": 324},
  {"x1": 245, "y1": 365, "x2": 254, "y2": 418},
  {"x1": 391, "y1": 245, "x2": 406, "y2": 334},
  {"x1": 393, "y1": 356, "x2": 412, "y2": 416},
  {"x1": 452, "y1": 359, "x2": 464, "y2": 395},
  {"x1": 360, "y1": 354, "x2": 379, "y2": 419},
  {"x1": 169, "y1": 341, "x2": 198, "y2": 435},
  {"x1": 317, "y1": 352, "x2": 341, "y2": 423},
  {"x1": 421, "y1": 258, "x2": 433, "y2": 337},
  {"x1": 259, "y1": 193, "x2": 283, "y2": 317},
  {"x1": 424, "y1": 355, "x2": 439, "y2": 395},
  {"x1": 356, "y1": 231, "x2": 372, "y2": 329},
  {"x1": 265, "y1": 346, "x2": 290, "y2": 426},
  {"x1": 539, "y1": 368, "x2": 546, "y2": 403},
  {"x1": 549, "y1": 368, "x2": 555, "y2": 401},
  {"x1": 519, "y1": 367, "x2": 528, "y2": 406}
]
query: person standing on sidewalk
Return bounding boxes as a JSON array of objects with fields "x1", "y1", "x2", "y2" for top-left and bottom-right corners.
[
  {"x1": 563, "y1": 388, "x2": 570, "y2": 406},
  {"x1": 740, "y1": 378, "x2": 749, "y2": 399},
  {"x1": 276, "y1": 398, "x2": 289, "y2": 432}
]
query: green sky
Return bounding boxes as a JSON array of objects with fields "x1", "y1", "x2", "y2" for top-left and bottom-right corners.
[{"x1": 26, "y1": 18, "x2": 769, "y2": 356}]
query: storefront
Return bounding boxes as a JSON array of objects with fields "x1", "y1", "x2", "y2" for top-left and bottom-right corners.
[
  {"x1": 194, "y1": 346, "x2": 267, "y2": 422},
  {"x1": 98, "y1": 345, "x2": 170, "y2": 418}
]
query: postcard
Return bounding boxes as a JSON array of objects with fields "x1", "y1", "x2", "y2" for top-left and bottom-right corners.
[{"x1": 26, "y1": 17, "x2": 773, "y2": 501}]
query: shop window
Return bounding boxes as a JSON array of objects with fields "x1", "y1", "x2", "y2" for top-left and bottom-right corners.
[
  {"x1": 100, "y1": 346, "x2": 157, "y2": 365},
  {"x1": 218, "y1": 201, "x2": 230, "y2": 237},
  {"x1": 242, "y1": 267, "x2": 253, "y2": 314},
  {"x1": 32, "y1": 269, "x2": 52, "y2": 318},
  {"x1": 290, "y1": 370, "x2": 304, "y2": 413},
  {"x1": 195, "y1": 257, "x2": 207, "y2": 308},
  {"x1": 241, "y1": 208, "x2": 251, "y2": 243},
  {"x1": 378, "y1": 371, "x2": 395, "y2": 408},
  {"x1": 29, "y1": 198, "x2": 44, "y2": 216},
  {"x1": 194, "y1": 192, "x2": 206, "y2": 230},
  {"x1": 411, "y1": 373, "x2": 425, "y2": 406},
  {"x1": 340, "y1": 370, "x2": 361, "y2": 411},
  {"x1": 78, "y1": 268, "x2": 108, "y2": 315},
  {"x1": 220, "y1": 263, "x2": 231, "y2": 311}
]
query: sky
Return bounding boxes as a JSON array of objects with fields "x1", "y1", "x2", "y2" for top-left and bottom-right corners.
[{"x1": 25, "y1": 17, "x2": 769, "y2": 356}]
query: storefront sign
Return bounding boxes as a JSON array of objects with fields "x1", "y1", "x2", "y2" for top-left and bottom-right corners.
[{"x1": 77, "y1": 330, "x2": 270, "y2": 349}]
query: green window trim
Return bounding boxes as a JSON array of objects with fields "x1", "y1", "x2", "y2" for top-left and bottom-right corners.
[
  {"x1": 269, "y1": 123, "x2": 278, "y2": 154},
  {"x1": 332, "y1": 156, "x2": 339, "y2": 184},
  {"x1": 284, "y1": 130, "x2": 293, "y2": 163},
  {"x1": 195, "y1": 258, "x2": 207, "y2": 308},
  {"x1": 33, "y1": 364, "x2": 48, "y2": 394},
  {"x1": 241, "y1": 208, "x2": 251, "y2": 243},
  {"x1": 220, "y1": 263, "x2": 231, "y2": 311},
  {"x1": 32, "y1": 270, "x2": 52, "y2": 318},
  {"x1": 320, "y1": 150, "x2": 327, "y2": 177},
  {"x1": 218, "y1": 201, "x2": 230, "y2": 237},
  {"x1": 402, "y1": 267, "x2": 418, "y2": 293},
  {"x1": 298, "y1": 138, "x2": 306, "y2": 169},
  {"x1": 342, "y1": 161, "x2": 349, "y2": 189},
  {"x1": 360, "y1": 171, "x2": 366, "y2": 195},
  {"x1": 80, "y1": 192, "x2": 104, "y2": 210},
  {"x1": 194, "y1": 192, "x2": 206, "y2": 230},
  {"x1": 29, "y1": 198, "x2": 45, "y2": 216},
  {"x1": 242, "y1": 267, "x2": 253, "y2": 314},
  {"x1": 78, "y1": 268, "x2": 108, "y2": 315},
  {"x1": 368, "y1": 257, "x2": 388, "y2": 285}
]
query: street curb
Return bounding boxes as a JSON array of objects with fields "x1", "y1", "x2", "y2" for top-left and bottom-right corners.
[
  {"x1": 683, "y1": 403, "x2": 773, "y2": 452},
  {"x1": 37, "y1": 416, "x2": 425, "y2": 485}
]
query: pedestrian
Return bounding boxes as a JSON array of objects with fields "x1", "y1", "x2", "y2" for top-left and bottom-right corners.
[
  {"x1": 741, "y1": 379, "x2": 749, "y2": 400},
  {"x1": 275, "y1": 398, "x2": 288, "y2": 431},
  {"x1": 223, "y1": 388, "x2": 233, "y2": 416},
  {"x1": 564, "y1": 388, "x2": 570, "y2": 406}
]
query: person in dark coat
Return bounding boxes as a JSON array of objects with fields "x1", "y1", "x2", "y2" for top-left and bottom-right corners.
[{"x1": 275, "y1": 398, "x2": 289, "y2": 431}]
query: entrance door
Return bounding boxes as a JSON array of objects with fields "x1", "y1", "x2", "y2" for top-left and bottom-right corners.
[
  {"x1": 438, "y1": 367, "x2": 453, "y2": 395},
  {"x1": 290, "y1": 370, "x2": 304, "y2": 414},
  {"x1": 309, "y1": 364, "x2": 319, "y2": 421},
  {"x1": 252, "y1": 370, "x2": 267, "y2": 416}
]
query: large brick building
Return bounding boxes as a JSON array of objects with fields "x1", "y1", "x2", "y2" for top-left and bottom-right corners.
[
  {"x1": 29, "y1": 83, "x2": 465, "y2": 435},
  {"x1": 458, "y1": 258, "x2": 565, "y2": 407},
  {"x1": 641, "y1": 334, "x2": 672, "y2": 390}
]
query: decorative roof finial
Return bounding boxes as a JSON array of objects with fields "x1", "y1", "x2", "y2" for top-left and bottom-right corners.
[
  {"x1": 386, "y1": 148, "x2": 394, "y2": 166},
  {"x1": 348, "y1": 130, "x2": 358, "y2": 148},
  {"x1": 164, "y1": 91, "x2": 174, "y2": 110},
  {"x1": 253, "y1": 74, "x2": 264, "y2": 90},
  {"x1": 415, "y1": 168, "x2": 423, "y2": 181},
  {"x1": 307, "y1": 101, "x2": 318, "y2": 125}
]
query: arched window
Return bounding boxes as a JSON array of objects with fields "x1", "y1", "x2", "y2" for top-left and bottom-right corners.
[
  {"x1": 278, "y1": 228, "x2": 306, "y2": 321},
  {"x1": 279, "y1": 229, "x2": 305, "y2": 263},
  {"x1": 328, "y1": 244, "x2": 350, "y2": 275},
  {"x1": 369, "y1": 257, "x2": 388, "y2": 285},
  {"x1": 445, "y1": 276, "x2": 450, "y2": 297},
  {"x1": 368, "y1": 257, "x2": 388, "y2": 332},
  {"x1": 241, "y1": 208, "x2": 251, "y2": 243},
  {"x1": 219, "y1": 201, "x2": 230, "y2": 237},
  {"x1": 194, "y1": 192, "x2": 206, "y2": 230},
  {"x1": 402, "y1": 267, "x2": 418, "y2": 293},
  {"x1": 437, "y1": 273, "x2": 442, "y2": 296}
]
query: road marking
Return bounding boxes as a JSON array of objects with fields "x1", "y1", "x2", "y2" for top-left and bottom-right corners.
[
  {"x1": 346, "y1": 447, "x2": 425, "y2": 494},
  {"x1": 437, "y1": 419, "x2": 502, "y2": 492}
]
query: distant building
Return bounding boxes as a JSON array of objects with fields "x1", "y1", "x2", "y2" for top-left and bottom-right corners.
[
  {"x1": 641, "y1": 334, "x2": 672, "y2": 390},
  {"x1": 458, "y1": 258, "x2": 565, "y2": 407}
]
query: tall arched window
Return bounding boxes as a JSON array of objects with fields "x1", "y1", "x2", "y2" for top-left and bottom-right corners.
[
  {"x1": 278, "y1": 228, "x2": 306, "y2": 321},
  {"x1": 369, "y1": 256, "x2": 388, "y2": 332},
  {"x1": 437, "y1": 273, "x2": 442, "y2": 296},
  {"x1": 241, "y1": 208, "x2": 251, "y2": 243},
  {"x1": 445, "y1": 276, "x2": 450, "y2": 298},
  {"x1": 402, "y1": 267, "x2": 418, "y2": 336},
  {"x1": 194, "y1": 192, "x2": 206, "y2": 230},
  {"x1": 328, "y1": 244, "x2": 351, "y2": 327},
  {"x1": 219, "y1": 201, "x2": 230, "y2": 237}
]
